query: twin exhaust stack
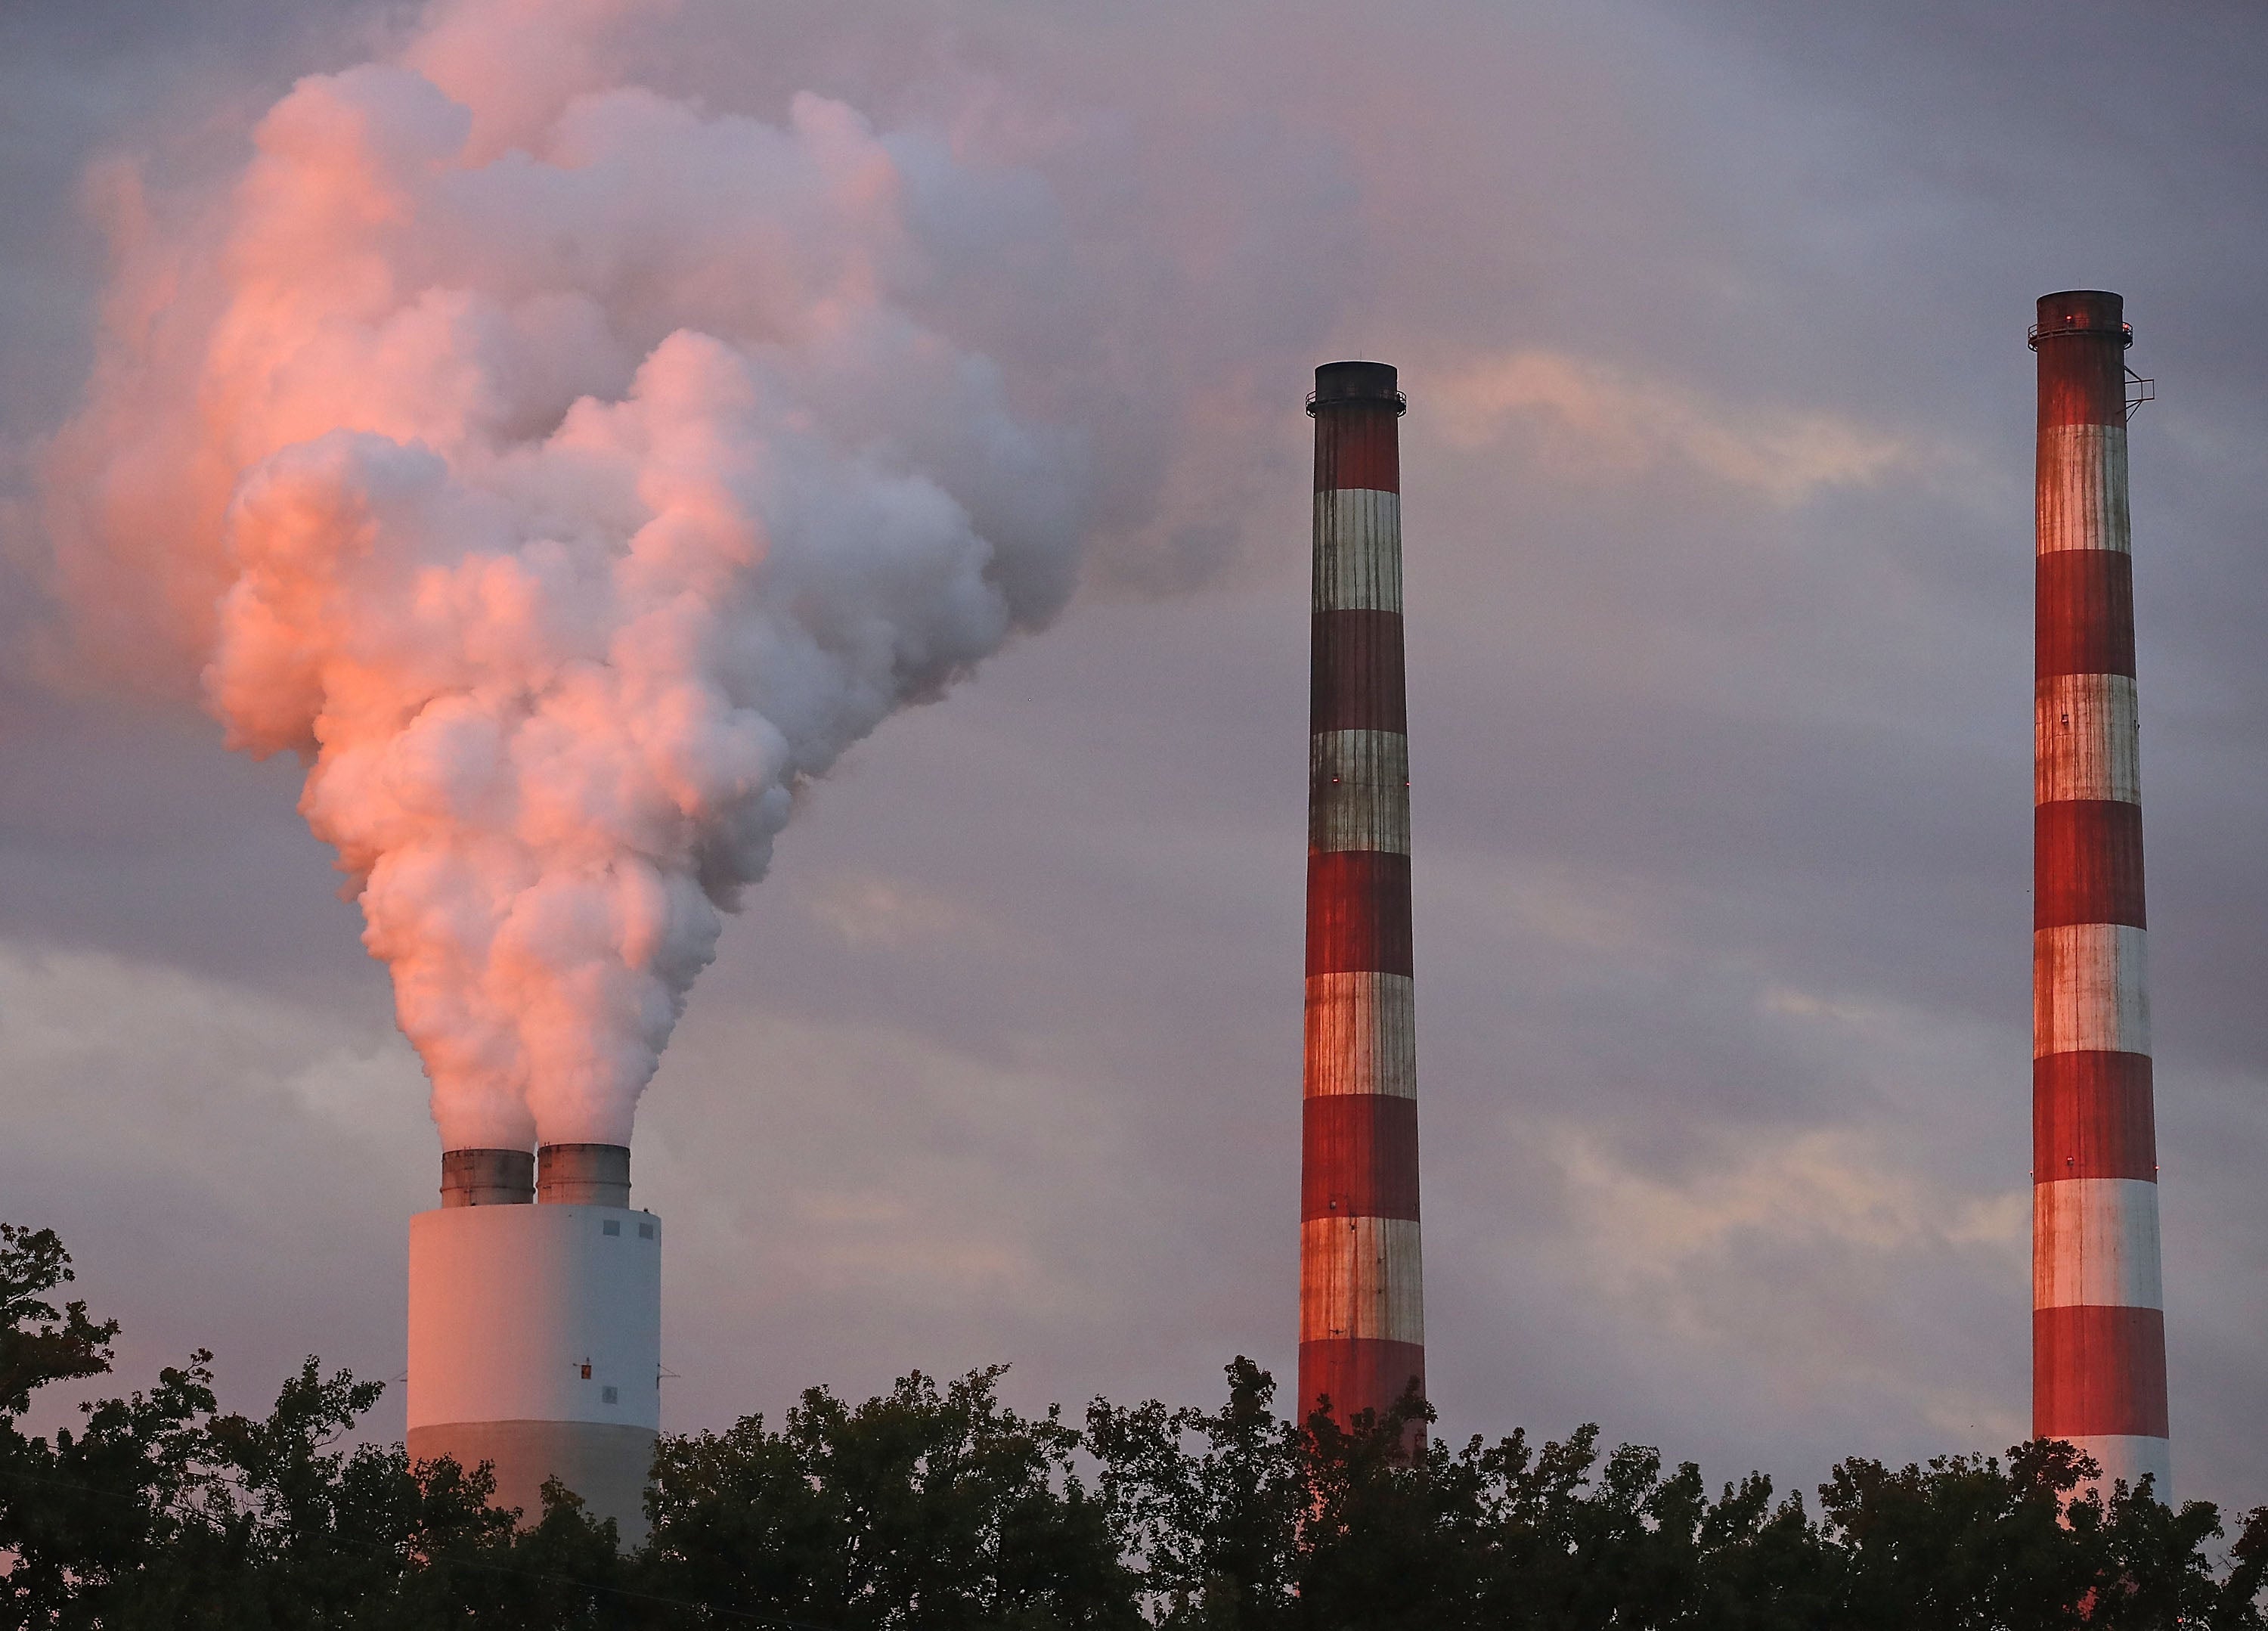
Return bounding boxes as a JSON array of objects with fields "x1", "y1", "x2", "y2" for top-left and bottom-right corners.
[
  {"x1": 439, "y1": 1144, "x2": 633, "y2": 1208},
  {"x1": 407, "y1": 1144, "x2": 660, "y2": 1541}
]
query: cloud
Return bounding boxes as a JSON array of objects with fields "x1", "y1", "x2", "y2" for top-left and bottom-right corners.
[
  {"x1": 1551, "y1": 1122, "x2": 2025, "y2": 1292},
  {"x1": 801, "y1": 869, "x2": 978, "y2": 950},
  {"x1": 5, "y1": 0, "x2": 2268, "y2": 1516},
  {"x1": 1433, "y1": 349, "x2": 1908, "y2": 504},
  {"x1": 0, "y1": 935, "x2": 432, "y2": 1434}
]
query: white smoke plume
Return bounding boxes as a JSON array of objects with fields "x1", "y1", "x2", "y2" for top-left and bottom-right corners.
[{"x1": 46, "y1": 0, "x2": 1098, "y2": 1150}]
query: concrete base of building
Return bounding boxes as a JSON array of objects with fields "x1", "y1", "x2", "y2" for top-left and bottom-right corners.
[{"x1": 410, "y1": 1419, "x2": 658, "y2": 1544}]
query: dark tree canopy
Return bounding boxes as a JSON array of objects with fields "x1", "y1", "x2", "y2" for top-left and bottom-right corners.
[{"x1": 3, "y1": 1221, "x2": 2263, "y2": 1629}]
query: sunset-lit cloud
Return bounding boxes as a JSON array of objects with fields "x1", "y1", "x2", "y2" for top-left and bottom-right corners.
[
  {"x1": 1551, "y1": 1123, "x2": 2025, "y2": 1289},
  {"x1": 1434, "y1": 349, "x2": 1907, "y2": 504}
]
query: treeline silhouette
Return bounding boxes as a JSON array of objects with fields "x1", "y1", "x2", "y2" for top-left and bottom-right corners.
[{"x1": 4, "y1": 1223, "x2": 2263, "y2": 1629}]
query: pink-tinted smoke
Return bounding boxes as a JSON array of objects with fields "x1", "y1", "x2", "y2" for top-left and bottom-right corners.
[{"x1": 45, "y1": 0, "x2": 1091, "y2": 1149}]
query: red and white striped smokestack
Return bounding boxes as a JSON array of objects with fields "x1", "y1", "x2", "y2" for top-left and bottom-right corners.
[
  {"x1": 1300, "y1": 360, "x2": 1424, "y2": 1437},
  {"x1": 2030, "y1": 290, "x2": 2170, "y2": 1496}
]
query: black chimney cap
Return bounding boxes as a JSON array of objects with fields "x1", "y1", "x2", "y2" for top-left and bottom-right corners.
[{"x1": 1309, "y1": 360, "x2": 1404, "y2": 414}]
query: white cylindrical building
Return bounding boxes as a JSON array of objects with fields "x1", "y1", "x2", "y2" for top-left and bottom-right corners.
[{"x1": 407, "y1": 1146, "x2": 660, "y2": 1540}]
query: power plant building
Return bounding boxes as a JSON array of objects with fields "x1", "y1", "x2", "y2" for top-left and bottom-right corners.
[{"x1": 407, "y1": 1143, "x2": 660, "y2": 1539}]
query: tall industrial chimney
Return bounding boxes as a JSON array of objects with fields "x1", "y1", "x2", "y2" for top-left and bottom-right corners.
[
  {"x1": 1300, "y1": 360, "x2": 1424, "y2": 1437},
  {"x1": 407, "y1": 1143, "x2": 661, "y2": 1540},
  {"x1": 2030, "y1": 290, "x2": 2169, "y2": 1496}
]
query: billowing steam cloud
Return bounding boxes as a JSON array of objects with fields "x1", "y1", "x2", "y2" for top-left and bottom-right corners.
[{"x1": 48, "y1": 1, "x2": 1094, "y2": 1149}]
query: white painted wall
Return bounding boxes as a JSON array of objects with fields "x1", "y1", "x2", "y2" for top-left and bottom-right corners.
[
  {"x1": 407, "y1": 1204, "x2": 661, "y2": 1432},
  {"x1": 2034, "y1": 1178, "x2": 2164, "y2": 1310},
  {"x1": 1298, "y1": 1215, "x2": 1425, "y2": 1345},
  {"x1": 2069, "y1": 1434, "x2": 2174, "y2": 1503}
]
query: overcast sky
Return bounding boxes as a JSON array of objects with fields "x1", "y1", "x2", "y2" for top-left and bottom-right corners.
[{"x1": 2, "y1": 0, "x2": 2264, "y2": 1517}]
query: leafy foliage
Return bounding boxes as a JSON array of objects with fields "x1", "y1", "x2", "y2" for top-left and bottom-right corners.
[
  {"x1": 643, "y1": 1366, "x2": 1135, "y2": 1628},
  {"x1": 2, "y1": 1222, "x2": 2263, "y2": 1629}
]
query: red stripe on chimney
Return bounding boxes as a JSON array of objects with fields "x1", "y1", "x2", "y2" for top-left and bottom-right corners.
[
  {"x1": 2034, "y1": 801, "x2": 2147, "y2": 929},
  {"x1": 1298, "y1": 1338, "x2": 1425, "y2": 1429},
  {"x1": 2034, "y1": 1053, "x2": 2157, "y2": 1183},
  {"x1": 1302, "y1": 1095, "x2": 1421, "y2": 1223},
  {"x1": 1314, "y1": 408, "x2": 1401, "y2": 495},
  {"x1": 2034, "y1": 1306, "x2": 2170, "y2": 1438},
  {"x1": 1306, "y1": 851, "x2": 1414, "y2": 977},
  {"x1": 2037, "y1": 551, "x2": 2136, "y2": 678},
  {"x1": 1310, "y1": 610, "x2": 1408, "y2": 734}
]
